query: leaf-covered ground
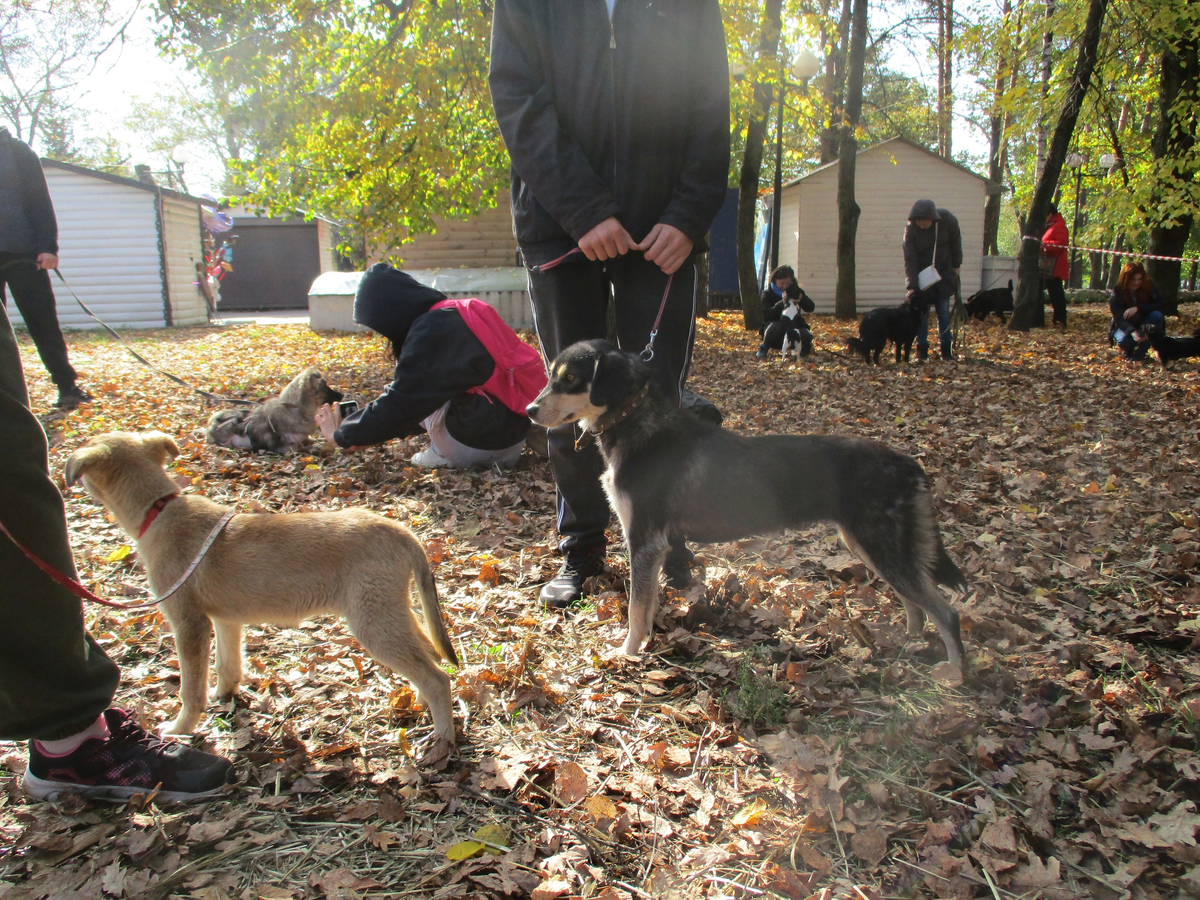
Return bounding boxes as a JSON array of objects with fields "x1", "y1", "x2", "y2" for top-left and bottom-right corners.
[{"x1": 2, "y1": 305, "x2": 1200, "y2": 900}]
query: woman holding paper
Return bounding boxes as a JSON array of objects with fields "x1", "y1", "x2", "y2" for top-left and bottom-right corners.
[{"x1": 903, "y1": 199, "x2": 963, "y2": 362}]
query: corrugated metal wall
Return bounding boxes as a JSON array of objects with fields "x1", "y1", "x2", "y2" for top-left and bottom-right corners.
[
  {"x1": 161, "y1": 195, "x2": 207, "y2": 326},
  {"x1": 5, "y1": 168, "x2": 167, "y2": 329},
  {"x1": 784, "y1": 141, "x2": 987, "y2": 313}
]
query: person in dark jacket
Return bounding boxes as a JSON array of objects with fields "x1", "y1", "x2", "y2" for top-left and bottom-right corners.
[
  {"x1": 0, "y1": 127, "x2": 90, "y2": 408},
  {"x1": 489, "y1": 0, "x2": 730, "y2": 608},
  {"x1": 1041, "y1": 203, "x2": 1070, "y2": 329},
  {"x1": 1109, "y1": 261, "x2": 1165, "y2": 361},
  {"x1": 315, "y1": 265, "x2": 532, "y2": 467},
  {"x1": 903, "y1": 199, "x2": 963, "y2": 361},
  {"x1": 756, "y1": 270, "x2": 815, "y2": 359}
]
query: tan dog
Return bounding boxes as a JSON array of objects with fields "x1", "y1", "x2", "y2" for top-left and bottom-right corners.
[
  {"x1": 65, "y1": 432, "x2": 458, "y2": 750},
  {"x1": 206, "y1": 367, "x2": 343, "y2": 452}
]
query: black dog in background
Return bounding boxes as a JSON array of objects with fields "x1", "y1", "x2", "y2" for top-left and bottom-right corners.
[
  {"x1": 965, "y1": 280, "x2": 1014, "y2": 324},
  {"x1": 1145, "y1": 322, "x2": 1200, "y2": 369},
  {"x1": 848, "y1": 304, "x2": 921, "y2": 365}
]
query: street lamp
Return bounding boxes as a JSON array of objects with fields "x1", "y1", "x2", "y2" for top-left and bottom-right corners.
[
  {"x1": 170, "y1": 144, "x2": 190, "y2": 193},
  {"x1": 770, "y1": 50, "x2": 821, "y2": 273},
  {"x1": 1064, "y1": 152, "x2": 1117, "y2": 287}
]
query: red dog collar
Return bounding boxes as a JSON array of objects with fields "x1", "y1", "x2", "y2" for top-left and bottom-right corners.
[{"x1": 137, "y1": 494, "x2": 179, "y2": 539}]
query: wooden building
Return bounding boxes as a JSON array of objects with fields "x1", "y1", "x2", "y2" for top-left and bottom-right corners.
[
  {"x1": 4, "y1": 159, "x2": 208, "y2": 329},
  {"x1": 775, "y1": 137, "x2": 999, "y2": 311}
]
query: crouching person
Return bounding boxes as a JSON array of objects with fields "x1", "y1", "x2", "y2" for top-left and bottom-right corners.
[
  {"x1": 316, "y1": 265, "x2": 546, "y2": 467},
  {"x1": 758, "y1": 281, "x2": 815, "y2": 360}
]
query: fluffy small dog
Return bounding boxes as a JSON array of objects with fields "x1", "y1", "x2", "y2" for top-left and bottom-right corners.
[
  {"x1": 206, "y1": 368, "x2": 342, "y2": 452},
  {"x1": 1145, "y1": 323, "x2": 1200, "y2": 369},
  {"x1": 65, "y1": 432, "x2": 458, "y2": 750},
  {"x1": 527, "y1": 341, "x2": 967, "y2": 670},
  {"x1": 965, "y1": 280, "x2": 1014, "y2": 324},
  {"x1": 848, "y1": 304, "x2": 921, "y2": 365}
]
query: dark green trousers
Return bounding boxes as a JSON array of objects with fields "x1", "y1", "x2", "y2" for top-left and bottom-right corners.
[{"x1": 0, "y1": 302, "x2": 118, "y2": 740}]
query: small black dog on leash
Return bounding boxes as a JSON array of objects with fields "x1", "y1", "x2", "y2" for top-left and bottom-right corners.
[
  {"x1": 1145, "y1": 323, "x2": 1200, "y2": 369},
  {"x1": 848, "y1": 304, "x2": 922, "y2": 365},
  {"x1": 965, "y1": 280, "x2": 1014, "y2": 324}
]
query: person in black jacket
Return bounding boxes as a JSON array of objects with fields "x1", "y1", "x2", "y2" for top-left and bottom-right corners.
[
  {"x1": 903, "y1": 199, "x2": 963, "y2": 361},
  {"x1": 489, "y1": 0, "x2": 730, "y2": 608},
  {"x1": 314, "y1": 265, "x2": 531, "y2": 467},
  {"x1": 0, "y1": 127, "x2": 90, "y2": 408},
  {"x1": 756, "y1": 265, "x2": 815, "y2": 359},
  {"x1": 1109, "y1": 261, "x2": 1166, "y2": 361}
]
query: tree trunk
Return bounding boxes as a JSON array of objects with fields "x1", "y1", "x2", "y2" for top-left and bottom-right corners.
[
  {"x1": 736, "y1": 0, "x2": 785, "y2": 331},
  {"x1": 1107, "y1": 234, "x2": 1125, "y2": 289},
  {"x1": 1035, "y1": 0, "x2": 1055, "y2": 179},
  {"x1": 1145, "y1": 16, "x2": 1198, "y2": 315},
  {"x1": 821, "y1": 0, "x2": 853, "y2": 164},
  {"x1": 936, "y1": 0, "x2": 954, "y2": 158},
  {"x1": 983, "y1": 0, "x2": 1019, "y2": 254},
  {"x1": 834, "y1": 0, "x2": 867, "y2": 320},
  {"x1": 1010, "y1": 0, "x2": 1108, "y2": 331}
]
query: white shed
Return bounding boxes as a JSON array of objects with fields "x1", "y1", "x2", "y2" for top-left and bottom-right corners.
[
  {"x1": 4, "y1": 160, "x2": 208, "y2": 329},
  {"x1": 776, "y1": 137, "x2": 998, "y2": 312}
]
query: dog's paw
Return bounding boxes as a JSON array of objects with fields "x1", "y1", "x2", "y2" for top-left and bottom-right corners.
[
  {"x1": 157, "y1": 719, "x2": 193, "y2": 738},
  {"x1": 416, "y1": 735, "x2": 454, "y2": 770}
]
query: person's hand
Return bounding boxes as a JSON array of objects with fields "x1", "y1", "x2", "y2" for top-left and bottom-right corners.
[
  {"x1": 36, "y1": 253, "x2": 58, "y2": 271},
  {"x1": 634, "y1": 223, "x2": 693, "y2": 274},
  {"x1": 315, "y1": 403, "x2": 342, "y2": 444},
  {"x1": 1124, "y1": 306, "x2": 1138, "y2": 319},
  {"x1": 578, "y1": 217, "x2": 634, "y2": 262},
  {"x1": 906, "y1": 289, "x2": 916, "y2": 300}
]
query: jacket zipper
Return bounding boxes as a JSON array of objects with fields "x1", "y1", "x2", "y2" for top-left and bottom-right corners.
[{"x1": 608, "y1": 0, "x2": 618, "y2": 185}]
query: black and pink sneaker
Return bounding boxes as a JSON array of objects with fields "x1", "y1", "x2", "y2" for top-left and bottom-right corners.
[{"x1": 24, "y1": 709, "x2": 234, "y2": 803}]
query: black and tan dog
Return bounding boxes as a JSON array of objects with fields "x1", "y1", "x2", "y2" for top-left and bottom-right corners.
[
  {"x1": 206, "y1": 367, "x2": 342, "y2": 452},
  {"x1": 527, "y1": 341, "x2": 968, "y2": 669}
]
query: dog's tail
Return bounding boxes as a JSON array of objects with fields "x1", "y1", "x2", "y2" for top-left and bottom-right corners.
[
  {"x1": 414, "y1": 557, "x2": 460, "y2": 666},
  {"x1": 205, "y1": 408, "x2": 251, "y2": 447}
]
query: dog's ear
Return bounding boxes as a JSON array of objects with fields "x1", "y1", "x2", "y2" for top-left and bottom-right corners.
[
  {"x1": 64, "y1": 443, "x2": 108, "y2": 487},
  {"x1": 142, "y1": 431, "x2": 181, "y2": 464},
  {"x1": 589, "y1": 348, "x2": 638, "y2": 409}
]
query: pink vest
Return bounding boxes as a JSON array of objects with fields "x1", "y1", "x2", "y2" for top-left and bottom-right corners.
[{"x1": 430, "y1": 298, "x2": 547, "y2": 416}]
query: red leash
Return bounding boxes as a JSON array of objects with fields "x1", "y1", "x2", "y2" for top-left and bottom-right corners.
[{"x1": 0, "y1": 516, "x2": 149, "y2": 610}]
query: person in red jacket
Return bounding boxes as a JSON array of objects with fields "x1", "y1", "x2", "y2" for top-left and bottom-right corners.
[{"x1": 1041, "y1": 203, "x2": 1070, "y2": 329}]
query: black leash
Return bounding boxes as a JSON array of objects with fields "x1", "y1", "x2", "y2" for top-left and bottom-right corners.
[{"x1": 23, "y1": 262, "x2": 256, "y2": 406}]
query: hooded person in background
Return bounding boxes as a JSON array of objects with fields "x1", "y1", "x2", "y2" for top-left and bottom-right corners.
[
  {"x1": 315, "y1": 264, "x2": 541, "y2": 468},
  {"x1": 903, "y1": 199, "x2": 963, "y2": 361},
  {"x1": 1041, "y1": 203, "x2": 1070, "y2": 329},
  {"x1": 0, "y1": 127, "x2": 91, "y2": 409}
]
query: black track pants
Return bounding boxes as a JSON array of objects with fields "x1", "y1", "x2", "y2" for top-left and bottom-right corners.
[
  {"x1": 527, "y1": 253, "x2": 697, "y2": 552},
  {"x1": 0, "y1": 300, "x2": 119, "y2": 741},
  {"x1": 0, "y1": 253, "x2": 77, "y2": 390}
]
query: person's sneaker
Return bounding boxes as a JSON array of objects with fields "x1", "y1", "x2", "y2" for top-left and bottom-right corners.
[
  {"x1": 754, "y1": 346, "x2": 768, "y2": 359},
  {"x1": 55, "y1": 385, "x2": 93, "y2": 409},
  {"x1": 411, "y1": 447, "x2": 452, "y2": 468},
  {"x1": 539, "y1": 545, "x2": 606, "y2": 610},
  {"x1": 24, "y1": 708, "x2": 234, "y2": 803}
]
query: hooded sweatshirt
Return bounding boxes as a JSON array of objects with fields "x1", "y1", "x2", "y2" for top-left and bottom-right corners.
[
  {"x1": 333, "y1": 265, "x2": 530, "y2": 450},
  {"x1": 903, "y1": 203, "x2": 962, "y2": 302}
]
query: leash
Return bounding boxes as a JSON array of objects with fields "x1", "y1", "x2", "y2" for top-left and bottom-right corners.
[
  {"x1": 0, "y1": 509, "x2": 235, "y2": 611},
  {"x1": 19, "y1": 262, "x2": 255, "y2": 406},
  {"x1": 1025, "y1": 236, "x2": 1197, "y2": 265},
  {"x1": 525, "y1": 246, "x2": 674, "y2": 361}
]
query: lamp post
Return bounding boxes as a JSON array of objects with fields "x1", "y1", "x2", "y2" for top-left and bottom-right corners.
[
  {"x1": 1065, "y1": 151, "x2": 1116, "y2": 287},
  {"x1": 169, "y1": 145, "x2": 190, "y2": 193},
  {"x1": 770, "y1": 50, "x2": 820, "y2": 273}
]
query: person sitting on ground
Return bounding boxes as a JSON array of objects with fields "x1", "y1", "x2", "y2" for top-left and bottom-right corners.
[
  {"x1": 1109, "y1": 261, "x2": 1165, "y2": 362},
  {"x1": 756, "y1": 280, "x2": 815, "y2": 359},
  {"x1": 315, "y1": 264, "x2": 544, "y2": 467}
]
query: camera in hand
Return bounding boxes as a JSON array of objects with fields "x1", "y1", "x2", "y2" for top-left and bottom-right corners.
[{"x1": 338, "y1": 400, "x2": 359, "y2": 418}]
